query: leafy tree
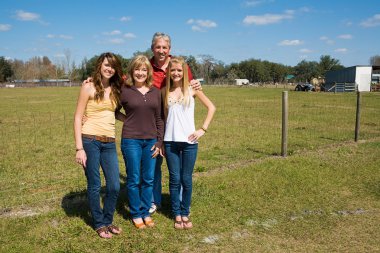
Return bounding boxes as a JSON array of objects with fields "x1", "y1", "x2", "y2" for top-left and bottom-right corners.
[
  {"x1": 294, "y1": 60, "x2": 319, "y2": 83},
  {"x1": 185, "y1": 55, "x2": 200, "y2": 79},
  {"x1": 0, "y1": 57, "x2": 13, "y2": 82},
  {"x1": 210, "y1": 60, "x2": 227, "y2": 83},
  {"x1": 132, "y1": 48, "x2": 153, "y2": 59},
  {"x1": 198, "y1": 54, "x2": 216, "y2": 84},
  {"x1": 318, "y1": 55, "x2": 344, "y2": 77},
  {"x1": 369, "y1": 55, "x2": 380, "y2": 66}
]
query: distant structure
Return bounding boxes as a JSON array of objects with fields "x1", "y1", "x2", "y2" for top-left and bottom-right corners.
[
  {"x1": 324, "y1": 66, "x2": 374, "y2": 92},
  {"x1": 196, "y1": 78, "x2": 205, "y2": 84},
  {"x1": 235, "y1": 79, "x2": 249, "y2": 86}
]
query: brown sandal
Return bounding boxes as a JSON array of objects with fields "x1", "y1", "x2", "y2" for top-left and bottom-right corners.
[
  {"x1": 96, "y1": 226, "x2": 112, "y2": 239},
  {"x1": 107, "y1": 224, "x2": 122, "y2": 235},
  {"x1": 144, "y1": 217, "x2": 155, "y2": 228},
  {"x1": 132, "y1": 219, "x2": 146, "y2": 229},
  {"x1": 182, "y1": 217, "x2": 193, "y2": 229},
  {"x1": 174, "y1": 220, "x2": 183, "y2": 229}
]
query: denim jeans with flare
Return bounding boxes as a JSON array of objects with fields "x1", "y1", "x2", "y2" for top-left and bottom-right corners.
[
  {"x1": 164, "y1": 141, "x2": 198, "y2": 217},
  {"x1": 83, "y1": 137, "x2": 120, "y2": 230}
]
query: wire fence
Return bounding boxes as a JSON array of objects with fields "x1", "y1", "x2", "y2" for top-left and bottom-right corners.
[{"x1": 0, "y1": 86, "x2": 379, "y2": 212}]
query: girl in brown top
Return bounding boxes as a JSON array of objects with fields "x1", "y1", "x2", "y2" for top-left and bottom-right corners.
[{"x1": 118, "y1": 55, "x2": 164, "y2": 229}]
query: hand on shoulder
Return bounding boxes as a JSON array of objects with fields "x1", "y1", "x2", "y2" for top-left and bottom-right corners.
[
  {"x1": 81, "y1": 81, "x2": 95, "y2": 97},
  {"x1": 82, "y1": 77, "x2": 93, "y2": 86}
]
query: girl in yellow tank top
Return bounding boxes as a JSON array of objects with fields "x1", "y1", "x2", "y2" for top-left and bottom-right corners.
[{"x1": 73, "y1": 52, "x2": 124, "y2": 239}]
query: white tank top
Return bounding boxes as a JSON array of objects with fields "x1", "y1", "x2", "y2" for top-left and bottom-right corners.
[{"x1": 164, "y1": 88, "x2": 196, "y2": 144}]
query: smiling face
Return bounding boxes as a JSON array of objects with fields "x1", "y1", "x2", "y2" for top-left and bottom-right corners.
[
  {"x1": 152, "y1": 37, "x2": 171, "y2": 65},
  {"x1": 132, "y1": 63, "x2": 148, "y2": 85},
  {"x1": 100, "y1": 58, "x2": 115, "y2": 80},
  {"x1": 170, "y1": 62, "x2": 184, "y2": 86}
]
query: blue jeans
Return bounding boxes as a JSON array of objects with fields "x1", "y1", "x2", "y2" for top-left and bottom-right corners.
[
  {"x1": 164, "y1": 141, "x2": 198, "y2": 217},
  {"x1": 83, "y1": 137, "x2": 120, "y2": 230},
  {"x1": 152, "y1": 155, "x2": 163, "y2": 207},
  {"x1": 121, "y1": 138, "x2": 157, "y2": 219}
]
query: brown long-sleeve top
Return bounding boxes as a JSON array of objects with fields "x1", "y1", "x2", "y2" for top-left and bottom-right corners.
[{"x1": 118, "y1": 85, "x2": 164, "y2": 148}]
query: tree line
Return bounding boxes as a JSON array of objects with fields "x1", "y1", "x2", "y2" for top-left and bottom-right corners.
[{"x1": 1, "y1": 50, "x2": 379, "y2": 84}]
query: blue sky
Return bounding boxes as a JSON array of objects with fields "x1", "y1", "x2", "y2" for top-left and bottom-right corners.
[{"x1": 1, "y1": 0, "x2": 379, "y2": 67}]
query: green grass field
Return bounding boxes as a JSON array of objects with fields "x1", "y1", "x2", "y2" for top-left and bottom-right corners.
[{"x1": 0, "y1": 86, "x2": 379, "y2": 252}]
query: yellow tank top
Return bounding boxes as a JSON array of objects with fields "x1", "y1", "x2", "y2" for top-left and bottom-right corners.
[{"x1": 81, "y1": 99, "x2": 116, "y2": 138}]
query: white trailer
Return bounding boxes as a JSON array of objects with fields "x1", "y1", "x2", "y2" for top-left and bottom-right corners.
[
  {"x1": 235, "y1": 79, "x2": 249, "y2": 86},
  {"x1": 325, "y1": 66, "x2": 372, "y2": 92}
]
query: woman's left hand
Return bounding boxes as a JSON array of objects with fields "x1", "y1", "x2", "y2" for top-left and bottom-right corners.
[
  {"x1": 188, "y1": 129, "x2": 205, "y2": 143},
  {"x1": 151, "y1": 145, "x2": 161, "y2": 158}
]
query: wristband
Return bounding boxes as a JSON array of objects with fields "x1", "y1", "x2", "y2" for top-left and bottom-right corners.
[
  {"x1": 76, "y1": 148, "x2": 84, "y2": 151},
  {"x1": 201, "y1": 127, "x2": 207, "y2": 133}
]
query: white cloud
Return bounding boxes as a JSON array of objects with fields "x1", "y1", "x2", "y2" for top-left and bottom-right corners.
[
  {"x1": 0, "y1": 24, "x2": 11, "y2": 31},
  {"x1": 243, "y1": 11, "x2": 294, "y2": 25},
  {"x1": 120, "y1": 16, "x2": 132, "y2": 22},
  {"x1": 15, "y1": 10, "x2": 40, "y2": 21},
  {"x1": 299, "y1": 7, "x2": 311, "y2": 13},
  {"x1": 243, "y1": 0, "x2": 274, "y2": 7},
  {"x1": 124, "y1": 33, "x2": 136, "y2": 39},
  {"x1": 191, "y1": 26, "x2": 203, "y2": 32},
  {"x1": 299, "y1": 48, "x2": 312, "y2": 53},
  {"x1": 334, "y1": 48, "x2": 347, "y2": 53},
  {"x1": 104, "y1": 30, "x2": 122, "y2": 36},
  {"x1": 360, "y1": 14, "x2": 380, "y2": 27},
  {"x1": 338, "y1": 34, "x2": 352, "y2": 39},
  {"x1": 54, "y1": 54, "x2": 65, "y2": 58},
  {"x1": 186, "y1": 19, "x2": 217, "y2": 32},
  {"x1": 47, "y1": 34, "x2": 73, "y2": 40},
  {"x1": 59, "y1": 35, "x2": 73, "y2": 40},
  {"x1": 320, "y1": 36, "x2": 334, "y2": 44},
  {"x1": 109, "y1": 38, "x2": 124, "y2": 44},
  {"x1": 343, "y1": 20, "x2": 353, "y2": 27},
  {"x1": 278, "y1": 40, "x2": 303, "y2": 46}
]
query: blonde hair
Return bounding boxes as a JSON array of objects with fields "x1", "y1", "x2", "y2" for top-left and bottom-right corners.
[
  {"x1": 125, "y1": 55, "x2": 153, "y2": 87},
  {"x1": 164, "y1": 56, "x2": 190, "y2": 112}
]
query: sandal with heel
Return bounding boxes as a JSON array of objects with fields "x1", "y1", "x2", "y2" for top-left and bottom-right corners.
[
  {"x1": 182, "y1": 217, "x2": 193, "y2": 229},
  {"x1": 107, "y1": 224, "x2": 122, "y2": 235},
  {"x1": 96, "y1": 226, "x2": 112, "y2": 239}
]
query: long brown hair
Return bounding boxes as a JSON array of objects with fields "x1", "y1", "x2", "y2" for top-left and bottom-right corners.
[
  {"x1": 125, "y1": 55, "x2": 153, "y2": 87},
  {"x1": 164, "y1": 56, "x2": 190, "y2": 112},
  {"x1": 92, "y1": 52, "x2": 123, "y2": 107}
]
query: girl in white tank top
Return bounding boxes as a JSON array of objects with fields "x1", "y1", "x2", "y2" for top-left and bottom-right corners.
[{"x1": 163, "y1": 56, "x2": 216, "y2": 229}]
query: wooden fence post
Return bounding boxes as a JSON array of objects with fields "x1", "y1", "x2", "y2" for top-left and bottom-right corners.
[
  {"x1": 281, "y1": 91, "x2": 288, "y2": 157},
  {"x1": 355, "y1": 91, "x2": 361, "y2": 142}
]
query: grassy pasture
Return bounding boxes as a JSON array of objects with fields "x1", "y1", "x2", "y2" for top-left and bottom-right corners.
[{"x1": 0, "y1": 86, "x2": 379, "y2": 252}]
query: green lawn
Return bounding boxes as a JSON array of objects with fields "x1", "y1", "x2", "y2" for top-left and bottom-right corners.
[{"x1": 0, "y1": 86, "x2": 379, "y2": 252}]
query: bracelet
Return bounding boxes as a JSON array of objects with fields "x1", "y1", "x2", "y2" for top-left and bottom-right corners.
[
  {"x1": 201, "y1": 127, "x2": 207, "y2": 133},
  {"x1": 76, "y1": 148, "x2": 84, "y2": 151}
]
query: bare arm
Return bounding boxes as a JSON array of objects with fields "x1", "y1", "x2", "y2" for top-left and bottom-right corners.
[
  {"x1": 188, "y1": 90, "x2": 216, "y2": 143},
  {"x1": 74, "y1": 83, "x2": 92, "y2": 167},
  {"x1": 115, "y1": 107, "x2": 127, "y2": 122}
]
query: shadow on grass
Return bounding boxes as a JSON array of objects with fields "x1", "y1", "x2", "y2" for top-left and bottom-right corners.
[
  {"x1": 61, "y1": 174, "x2": 128, "y2": 229},
  {"x1": 61, "y1": 173, "x2": 174, "y2": 228}
]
